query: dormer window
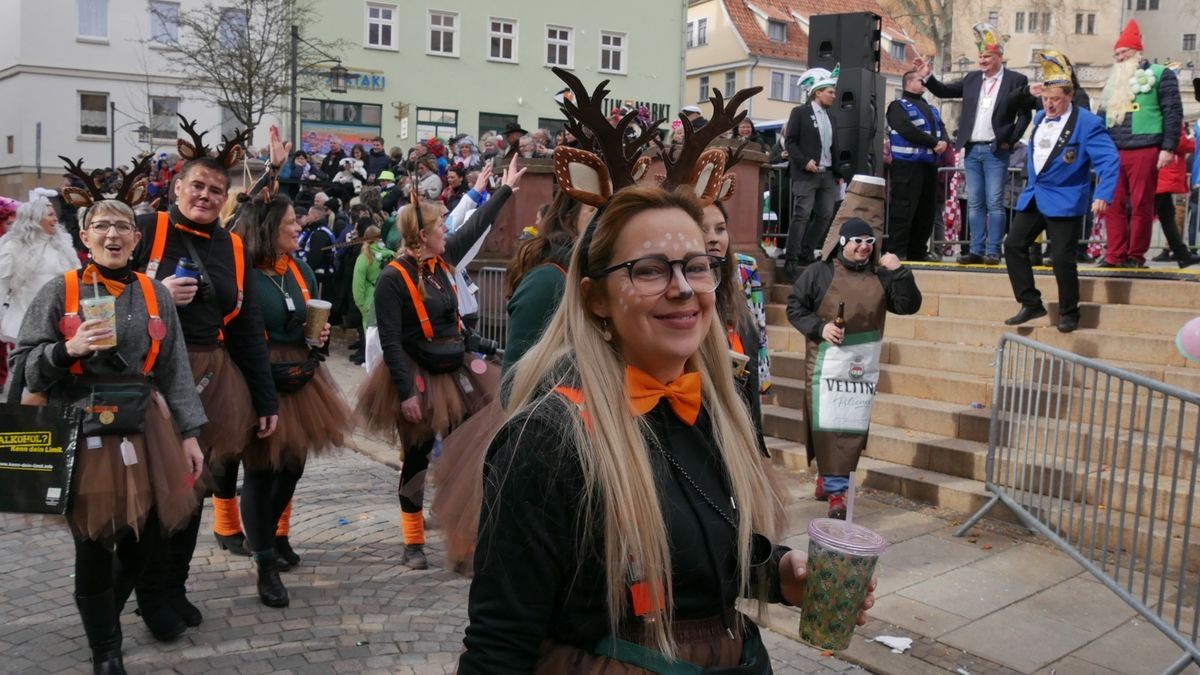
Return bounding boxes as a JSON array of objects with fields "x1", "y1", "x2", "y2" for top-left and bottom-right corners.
[{"x1": 768, "y1": 20, "x2": 786, "y2": 42}]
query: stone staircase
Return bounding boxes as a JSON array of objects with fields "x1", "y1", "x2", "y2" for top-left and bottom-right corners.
[{"x1": 759, "y1": 265, "x2": 1200, "y2": 568}]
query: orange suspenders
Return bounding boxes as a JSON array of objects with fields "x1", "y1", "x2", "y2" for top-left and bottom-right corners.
[
  {"x1": 61, "y1": 271, "x2": 163, "y2": 375},
  {"x1": 146, "y1": 212, "x2": 245, "y2": 338},
  {"x1": 387, "y1": 258, "x2": 459, "y2": 339}
]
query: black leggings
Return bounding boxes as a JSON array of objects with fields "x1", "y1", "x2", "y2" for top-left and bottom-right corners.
[
  {"x1": 211, "y1": 457, "x2": 240, "y2": 500},
  {"x1": 75, "y1": 510, "x2": 161, "y2": 596},
  {"x1": 240, "y1": 464, "x2": 305, "y2": 554},
  {"x1": 398, "y1": 439, "x2": 435, "y2": 513}
]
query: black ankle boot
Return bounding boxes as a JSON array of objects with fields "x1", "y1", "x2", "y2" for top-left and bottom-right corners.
[
  {"x1": 276, "y1": 536, "x2": 300, "y2": 569},
  {"x1": 75, "y1": 591, "x2": 127, "y2": 675},
  {"x1": 255, "y1": 554, "x2": 290, "y2": 608},
  {"x1": 214, "y1": 532, "x2": 251, "y2": 556},
  {"x1": 168, "y1": 592, "x2": 203, "y2": 627}
]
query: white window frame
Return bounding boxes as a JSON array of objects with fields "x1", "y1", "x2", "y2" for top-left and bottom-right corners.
[
  {"x1": 1184, "y1": 33, "x2": 1197, "y2": 52},
  {"x1": 217, "y1": 7, "x2": 248, "y2": 49},
  {"x1": 1014, "y1": 11, "x2": 1025, "y2": 33},
  {"x1": 545, "y1": 25, "x2": 574, "y2": 69},
  {"x1": 723, "y1": 70, "x2": 736, "y2": 96},
  {"x1": 76, "y1": 0, "x2": 108, "y2": 42},
  {"x1": 149, "y1": 96, "x2": 180, "y2": 140},
  {"x1": 698, "y1": 75, "x2": 710, "y2": 102},
  {"x1": 79, "y1": 91, "x2": 109, "y2": 139},
  {"x1": 149, "y1": 1, "x2": 179, "y2": 45},
  {"x1": 365, "y1": 3, "x2": 398, "y2": 51},
  {"x1": 599, "y1": 30, "x2": 627, "y2": 75},
  {"x1": 768, "y1": 70, "x2": 804, "y2": 102},
  {"x1": 488, "y1": 17, "x2": 519, "y2": 64},
  {"x1": 687, "y1": 21, "x2": 695, "y2": 49},
  {"x1": 889, "y1": 41, "x2": 906, "y2": 60},
  {"x1": 697, "y1": 18, "x2": 707, "y2": 46},
  {"x1": 767, "y1": 20, "x2": 786, "y2": 43},
  {"x1": 427, "y1": 9, "x2": 459, "y2": 58},
  {"x1": 1087, "y1": 13, "x2": 1096, "y2": 34}
]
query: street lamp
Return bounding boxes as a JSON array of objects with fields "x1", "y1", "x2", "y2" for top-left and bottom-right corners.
[
  {"x1": 957, "y1": 56, "x2": 971, "y2": 72},
  {"x1": 109, "y1": 102, "x2": 152, "y2": 169},
  {"x1": 290, "y1": 24, "x2": 349, "y2": 148}
]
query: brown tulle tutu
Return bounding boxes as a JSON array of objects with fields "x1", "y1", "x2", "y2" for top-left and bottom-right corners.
[
  {"x1": 242, "y1": 344, "x2": 355, "y2": 472},
  {"x1": 430, "y1": 398, "x2": 506, "y2": 573},
  {"x1": 355, "y1": 352, "x2": 498, "y2": 453},
  {"x1": 69, "y1": 390, "x2": 201, "y2": 545},
  {"x1": 188, "y1": 346, "x2": 256, "y2": 462}
]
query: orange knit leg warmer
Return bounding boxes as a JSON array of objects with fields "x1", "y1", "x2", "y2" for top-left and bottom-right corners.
[
  {"x1": 275, "y1": 500, "x2": 292, "y2": 537},
  {"x1": 212, "y1": 496, "x2": 242, "y2": 536},
  {"x1": 400, "y1": 511, "x2": 425, "y2": 545}
]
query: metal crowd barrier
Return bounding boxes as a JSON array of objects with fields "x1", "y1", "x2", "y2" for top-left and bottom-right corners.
[
  {"x1": 473, "y1": 266, "x2": 508, "y2": 350},
  {"x1": 956, "y1": 334, "x2": 1200, "y2": 674}
]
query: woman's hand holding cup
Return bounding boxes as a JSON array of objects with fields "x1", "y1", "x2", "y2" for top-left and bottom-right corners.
[{"x1": 65, "y1": 319, "x2": 113, "y2": 358}]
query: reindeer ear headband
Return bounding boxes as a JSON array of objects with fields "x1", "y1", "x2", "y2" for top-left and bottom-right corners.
[
  {"x1": 58, "y1": 154, "x2": 153, "y2": 209},
  {"x1": 176, "y1": 114, "x2": 251, "y2": 168},
  {"x1": 549, "y1": 67, "x2": 759, "y2": 271}
]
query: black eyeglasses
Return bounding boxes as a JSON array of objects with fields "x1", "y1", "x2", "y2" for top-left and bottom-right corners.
[
  {"x1": 594, "y1": 254, "x2": 723, "y2": 296},
  {"x1": 89, "y1": 220, "x2": 136, "y2": 235}
]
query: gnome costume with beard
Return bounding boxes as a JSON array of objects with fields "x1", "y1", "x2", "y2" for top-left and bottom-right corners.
[{"x1": 1097, "y1": 19, "x2": 1184, "y2": 267}]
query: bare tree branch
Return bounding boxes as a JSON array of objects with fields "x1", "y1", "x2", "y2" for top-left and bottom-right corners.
[{"x1": 152, "y1": 0, "x2": 344, "y2": 135}]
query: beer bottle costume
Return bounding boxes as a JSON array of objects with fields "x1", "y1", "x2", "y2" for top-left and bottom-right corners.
[{"x1": 356, "y1": 185, "x2": 512, "y2": 560}]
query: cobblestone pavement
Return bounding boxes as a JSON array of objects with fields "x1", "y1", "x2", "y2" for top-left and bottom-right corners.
[{"x1": 0, "y1": 448, "x2": 862, "y2": 674}]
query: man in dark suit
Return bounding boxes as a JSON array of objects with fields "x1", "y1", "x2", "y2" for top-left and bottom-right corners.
[
  {"x1": 1003, "y1": 51, "x2": 1118, "y2": 333},
  {"x1": 915, "y1": 23, "x2": 1031, "y2": 265},
  {"x1": 784, "y1": 66, "x2": 842, "y2": 280}
]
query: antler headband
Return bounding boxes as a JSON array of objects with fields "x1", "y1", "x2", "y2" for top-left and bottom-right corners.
[
  {"x1": 176, "y1": 114, "x2": 252, "y2": 169},
  {"x1": 58, "y1": 154, "x2": 153, "y2": 209}
]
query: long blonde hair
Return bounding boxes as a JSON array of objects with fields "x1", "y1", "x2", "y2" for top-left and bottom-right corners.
[
  {"x1": 503, "y1": 185, "x2": 781, "y2": 656},
  {"x1": 396, "y1": 201, "x2": 452, "y2": 297}
]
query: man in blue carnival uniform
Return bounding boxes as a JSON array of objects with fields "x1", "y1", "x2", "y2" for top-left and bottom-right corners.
[
  {"x1": 1003, "y1": 51, "x2": 1119, "y2": 333},
  {"x1": 885, "y1": 70, "x2": 950, "y2": 261}
]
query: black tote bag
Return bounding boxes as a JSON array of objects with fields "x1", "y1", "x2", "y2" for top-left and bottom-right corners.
[{"x1": 0, "y1": 403, "x2": 81, "y2": 514}]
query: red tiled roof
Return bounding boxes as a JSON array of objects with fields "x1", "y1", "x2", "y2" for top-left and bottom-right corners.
[{"x1": 723, "y1": 0, "x2": 921, "y2": 75}]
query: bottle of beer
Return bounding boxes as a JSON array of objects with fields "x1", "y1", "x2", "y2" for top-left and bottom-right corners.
[{"x1": 834, "y1": 301, "x2": 846, "y2": 329}]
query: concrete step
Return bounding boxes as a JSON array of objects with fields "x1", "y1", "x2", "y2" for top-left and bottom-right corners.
[
  {"x1": 855, "y1": 457, "x2": 1020, "y2": 524},
  {"x1": 912, "y1": 269, "x2": 1200, "y2": 310},
  {"x1": 934, "y1": 294, "x2": 1198, "y2": 337}
]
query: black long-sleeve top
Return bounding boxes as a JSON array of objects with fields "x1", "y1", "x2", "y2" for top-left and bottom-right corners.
[
  {"x1": 886, "y1": 91, "x2": 949, "y2": 148},
  {"x1": 460, "y1": 390, "x2": 788, "y2": 673},
  {"x1": 786, "y1": 256, "x2": 923, "y2": 342},
  {"x1": 374, "y1": 186, "x2": 512, "y2": 399},
  {"x1": 133, "y1": 206, "x2": 278, "y2": 417}
]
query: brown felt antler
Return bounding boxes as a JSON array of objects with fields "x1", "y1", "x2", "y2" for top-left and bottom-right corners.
[
  {"x1": 114, "y1": 154, "x2": 153, "y2": 206},
  {"x1": 57, "y1": 156, "x2": 106, "y2": 208},
  {"x1": 660, "y1": 87, "x2": 761, "y2": 191},
  {"x1": 176, "y1": 114, "x2": 212, "y2": 161},
  {"x1": 552, "y1": 67, "x2": 664, "y2": 191},
  {"x1": 216, "y1": 128, "x2": 252, "y2": 168}
]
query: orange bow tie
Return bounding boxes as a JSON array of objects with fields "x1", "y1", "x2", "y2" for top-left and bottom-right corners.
[
  {"x1": 626, "y1": 366, "x2": 702, "y2": 426},
  {"x1": 82, "y1": 264, "x2": 127, "y2": 297}
]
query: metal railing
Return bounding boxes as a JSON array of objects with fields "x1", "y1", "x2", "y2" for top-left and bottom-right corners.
[
  {"x1": 473, "y1": 266, "x2": 508, "y2": 350},
  {"x1": 956, "y1": 334, "x2": 1200, "y2": 674}
]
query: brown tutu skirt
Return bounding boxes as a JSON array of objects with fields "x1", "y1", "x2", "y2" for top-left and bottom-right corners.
[
  {"x1": 431, "y1": 398, "x2": 506, "y2": 573},
  {"x1": 188, "y1": 345, "x2": 256, "y2": 463},
  {"x1": 355, "y1": 351, "x2": 498, "y2": 453},
  {"x1": 242, "y1": 344, "x2": 355, "y2": 472},
  {"x1": 533, "y1": 611, "x2": 751, "y2": 674},
  {"x1": 69, "y1": 390, "x2": 201, "y2": 545}
]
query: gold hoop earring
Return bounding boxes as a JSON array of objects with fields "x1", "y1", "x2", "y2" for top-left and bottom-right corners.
[{"x1": 599, "y1": 318, "x2": 612, "y2": 342}]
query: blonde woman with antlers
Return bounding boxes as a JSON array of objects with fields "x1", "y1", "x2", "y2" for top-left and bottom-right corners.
[{"x1": 459, "y1": 68, "x2": 875, "y2": 674}]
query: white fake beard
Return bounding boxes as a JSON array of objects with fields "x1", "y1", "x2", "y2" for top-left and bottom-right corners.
[{"x1": 1102, "y1": 56, "x2": 1141, "y2": 128}]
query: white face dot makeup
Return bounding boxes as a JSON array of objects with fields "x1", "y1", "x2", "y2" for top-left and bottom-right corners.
[
  {"x1": 643, "y1": 240, "x2": 652, "y2": 249},
  {"x1": 665, "y1": 233, "x2": 673, "y2": 240}
]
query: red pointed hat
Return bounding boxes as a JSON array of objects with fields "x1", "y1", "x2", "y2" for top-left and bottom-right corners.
[{"x1": 1114, "y1": 19, "x2": 1143, "y2": 52}]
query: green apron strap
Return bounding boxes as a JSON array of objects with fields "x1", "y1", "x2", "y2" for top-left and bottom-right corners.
[{"x1": 593, "y1": 635, "x2": 706, "y2": 675}]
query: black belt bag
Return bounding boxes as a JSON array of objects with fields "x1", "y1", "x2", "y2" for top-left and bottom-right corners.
[
  {"x1": 271, "y1": 350, "x2": 323, "y2": 394},
  {"x1": 410, "y1": 337, "x2": 465, "y2": 374},
  {"x1": 66, "y1": 378, "x2": 153, "y2": 436}
]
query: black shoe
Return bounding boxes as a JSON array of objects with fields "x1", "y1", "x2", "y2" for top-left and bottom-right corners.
[
  {"x1": 1058, "y1": 314, "x2": 1080, "y2": 333},
  {"x1": 350, "y1": 352, "x2": 365, "y2": 366},
  {"x1": 924, "y1": 252, "x2": 943, "y2": 262},
  {"x1": 1151, "y1": 249, "x2": 1174, "y2": 262},
  {"x1": 1177, "y1": 253, "x2": 1200, "y2": 269},
  {"x1": 1121, "y1": 259, "x2": 1147, "y2": 269},
  {"x1": 783, "y1": 261, "x2": 798, "y2": 281},
  {"x1": 1096, "y1": 259, "x2": 1121, "y2": 268},
  {"x1": 1004, "y1": 304, "x2": 1048, "y2": 326},
  {"x1": 168, "y1": 593, "x2": 202, "y2": 628},
  {"x1": 1029, "y1": 254, "x2": 1044, "y2": 267},
  {"x1": 402, "y1": 544, "x2": 429, "y2": 570},
  {"x1": 135, "y1": 603, "x2": 186, "y2": 642},
  {"x1": 276, "y1": 536, "x2": 301, "y2": 570},
  {"x1": 214, "y1": 532, "x2": 251, "y2": 556},
  {"x1": 75, "y1": 591, "x2": 127, "y2": 675},
  {"x1": 957, "y1": 253, "x2": 984, "y2": 264},
  {"x1": 1076, "y1": 252, "x2": 1094, "y2": 263},
  {"x1": 256, "y1": 556, "x2": 290, "y2": 608},
  {"x1": 983, "y1": 255, "x2": 1001, "y2": 265}
]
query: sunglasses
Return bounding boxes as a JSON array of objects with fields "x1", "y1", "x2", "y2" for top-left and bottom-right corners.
[{"x1": 844, "y1": 236, "x2": 876, "y2": 245}]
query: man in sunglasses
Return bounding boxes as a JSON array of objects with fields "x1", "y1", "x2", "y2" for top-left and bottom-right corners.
[{"x1": 787, "y1": 216, "x2": 922, "y2": 519}]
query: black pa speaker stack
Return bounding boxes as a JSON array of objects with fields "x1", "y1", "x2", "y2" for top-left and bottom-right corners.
[{"x1": 808, "y1": 12, "x2": 886, "y2": 178}]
